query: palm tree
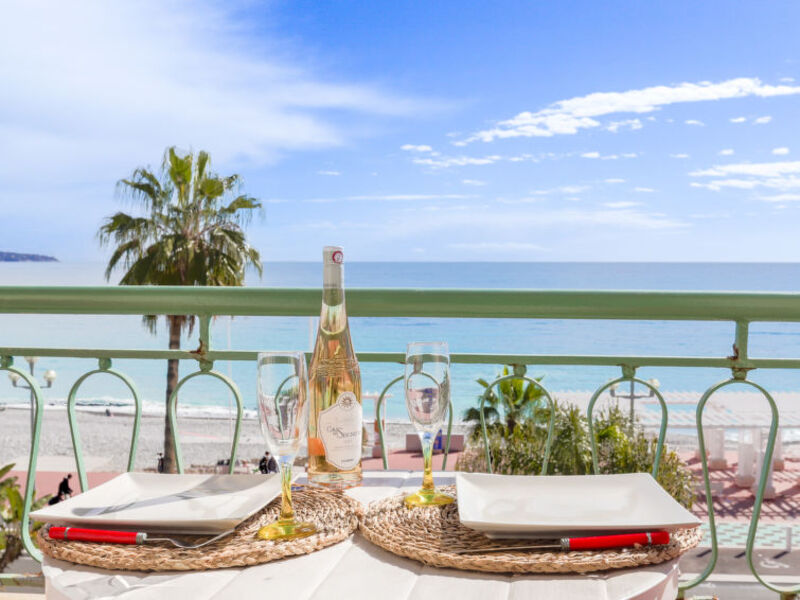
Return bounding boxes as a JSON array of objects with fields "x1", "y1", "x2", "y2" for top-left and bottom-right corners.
[{"x1": 99, "y1": 147, "x2": 262, "y2": 473}]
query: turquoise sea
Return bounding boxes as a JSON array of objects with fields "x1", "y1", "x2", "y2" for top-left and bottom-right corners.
[{"x1": 3, "y1": 261, "x2": 800, "y2": 419}]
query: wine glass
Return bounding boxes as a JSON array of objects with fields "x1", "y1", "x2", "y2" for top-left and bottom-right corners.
[
  {"x1": 256, "y1": 352, "x2": 317, "y2": 540},
  {"x1": 404, "y1": 341, "x2": 455, "y2": 507}
]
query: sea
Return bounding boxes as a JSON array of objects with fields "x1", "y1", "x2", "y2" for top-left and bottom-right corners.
[{"x1": 3, "y1": 261, "x2": 800, "y2": 421}]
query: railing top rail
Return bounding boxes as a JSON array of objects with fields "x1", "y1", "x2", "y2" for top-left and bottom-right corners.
[{"x1": 2, "y1": 286, "x2": 800, "y2": 321}]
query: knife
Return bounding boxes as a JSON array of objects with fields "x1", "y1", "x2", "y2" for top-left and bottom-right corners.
[
  {"x1": 46, "y1": 525, "x2": 234, "y2": 549},
  {"x1": 454, "y1": 531, "x2": 670, "y2": 554}
]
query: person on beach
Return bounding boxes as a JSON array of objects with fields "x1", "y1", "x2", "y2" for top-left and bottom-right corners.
[
  {"x1": 57, "y1": 474, "x2": 73, "y2": 500},
  {"x1": 259, "y1": 451, "x2": 278, "y2": 474}
]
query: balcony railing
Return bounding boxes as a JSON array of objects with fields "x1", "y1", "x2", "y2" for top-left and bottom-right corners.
[{"x1": 0, "y1": 285, "x2": 798, "y2": 598}]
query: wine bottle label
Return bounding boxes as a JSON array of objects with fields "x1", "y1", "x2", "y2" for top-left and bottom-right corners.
[{"x1": 318, "y1": 391, "x2": 362, "y2": 470}]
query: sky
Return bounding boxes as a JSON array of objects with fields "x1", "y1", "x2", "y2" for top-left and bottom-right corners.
[{"x1": 1, "y1": 1, "x2": 800, "y2": 262}]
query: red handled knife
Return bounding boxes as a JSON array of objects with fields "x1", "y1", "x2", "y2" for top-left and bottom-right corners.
[{"x1": 455, "y1": 531, "x2": 670, "y2": 554}]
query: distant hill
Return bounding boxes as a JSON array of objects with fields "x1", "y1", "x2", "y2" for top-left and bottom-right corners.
[{"x1": 0, "y1": 251, "x2": 58, "y2": 262}]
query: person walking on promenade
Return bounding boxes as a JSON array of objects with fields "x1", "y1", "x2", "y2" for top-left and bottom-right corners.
[
  {"x1": 259, "y1": 451, "x2": 278, "y2": 474},
  {"x1": 56, "y1": 474, "x2": 73, "y2": 501}
]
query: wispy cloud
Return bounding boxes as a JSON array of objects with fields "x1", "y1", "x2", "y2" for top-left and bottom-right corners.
[
  {"x1": 448, "y1": 242, "x2": 547, "y2": 251},
  {"x1": 346, "y1": 193, "x2": 474, "y2": 201},
  {"x1": 460, "y1": 77, "x2": 800, "y2": 143},
  {"x1": 730, "y1": 116, "x2": 747, "y2": 123},
  {"x1": 690, "y1": 160, "x2": 800, "y2": 192},
  {"x1": 401, "y1": 144, "x2": 435, "y2": 153},
  {"x1": 531, "y1": 185, "x2": 591, "y2": 196},
  {"x1": 604, "y1": 178, "x2": 627, "y2": 184},
  {"x1": 634, "y1": 187, "x2": 656, "y2": 193},
  {"x1": 772, "y1": 147, "x2": 790, "y2": 155},
  {"x1": 759, "y1": 194, "x2": 800, "y2": 203},
  {"x1": 606, "y1": 118, "x2": 643, "y2": 132},
  {"x1": 0, "y1": 1, "x2": 433, "y2": 185},
  {"x1": 685, "y1": 119, "x2": 705, "y2": 126},
  {"x1": 412, "y1": 155, "x2": 502, "y2": 168},
  {"x1": 754, "y1": 116, "x2": 773, "y2": 124},
  {"x1": 670, "y1": 153, "x2": 690, "y2": 159},
  {"x1": 604, "y1": 201, "x2": 641, "y2": 208},
  {"x1": 461, "y1": 179, "x2": 486, "y2": 186},
  {"x1": 718, "y1": 149, "x2": 734, "y2": 156},
  {"x1": 317, "y1": 170, "x2": 341, "y2": 176}
]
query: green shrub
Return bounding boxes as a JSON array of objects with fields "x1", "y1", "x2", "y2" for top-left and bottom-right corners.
[{"x1": 456, "y1": 395, "x2": 695, "y2": 509}]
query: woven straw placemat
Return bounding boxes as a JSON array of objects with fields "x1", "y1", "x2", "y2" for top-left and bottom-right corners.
[
  {"x1": 38, "y1": 487, "x2": 361, "y2": 572},
  {"x1": 359, "y1": 486, "x2": 702, "y2": 574}
]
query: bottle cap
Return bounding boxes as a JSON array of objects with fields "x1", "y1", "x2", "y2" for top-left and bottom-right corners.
[
  {"x1": 323, "y1": 246, "x2": 344, "y2": 265},
  {"x1": 322, "y1": 246, "x2": 344, "y2": 288}
]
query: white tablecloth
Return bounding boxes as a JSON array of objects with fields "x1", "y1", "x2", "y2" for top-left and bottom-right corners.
[{"x1": 43, "y1": 471, "x2": 679, "y2": 600}]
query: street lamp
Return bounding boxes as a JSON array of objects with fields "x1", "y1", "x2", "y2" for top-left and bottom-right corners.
[
  {"x1": 610, "y1": 377, "x2": 659, "y2": 427},
  {"x1": 7, "y1": 356, "x2": 56, "y2": 434}
]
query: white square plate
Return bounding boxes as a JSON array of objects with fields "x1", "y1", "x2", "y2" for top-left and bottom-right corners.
[
  {"x1": 31, "y1": 472, "x2": 282, "y2": 533},
  {"x1": 456, "y1": 472, "x2": 701, "y2": 539}
]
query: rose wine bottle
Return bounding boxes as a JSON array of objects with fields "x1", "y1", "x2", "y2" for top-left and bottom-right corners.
[{"x1": 307, "y1": 246, "x2": 363, "y2": 488}]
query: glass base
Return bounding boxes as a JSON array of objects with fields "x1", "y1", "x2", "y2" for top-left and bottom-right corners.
[
  {"x1": 404, "y1": 488, "x2": 455, "y2": 507},
  {"x1": 257, "y1": 519, "x2": 317, "y2": 541}
]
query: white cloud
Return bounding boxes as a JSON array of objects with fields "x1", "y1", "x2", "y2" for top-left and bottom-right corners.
[
  {"x1": 690, "y1": 160, "x2": 800, "y2": 192},
  {"x1": 604, "y1": 178, "x2": 626, "y2": 184},
  {"x1": 0, "y1": 0, "x2": 432, "y2": 186},
  {"x1": 759, "y1": 194, "x2": 800, "y2": 203},
  {"x1": 718, "y1": 149, "x2": 734, "y2": 156},
  {"x1": 772, "y1": 147, "x2": 790, "y2": 155},
  {"x1": 670, "y1": 153, "x2": 690, "y2": 159},
  {"x1": 690, "y1": 161, "x2": 800, "y2": 178},
  {"x1": 389, "y1": 207, "x2": 688, "y2": 239},
  {"x1": 581, "y1": 151, "x2": 634, "y2": 160},
  {"x1": 412, "y1": 155, "x2": 502, "y2": 168},
  {"x1": 603, "y1": 201, "x2": 641, "y2": 208},
  {"x1": 685, "y1": 119, "x2": 705, "y2": 126},
  {"x1": 754, "y1": 116, "x2": 773, "y2": 124},
  {"x1": 730, "y1": 116, "x2": 747, "y2": 123},
  {"x1": 532, "y1": 185, "x2": 591, "y2": 196},
  {"x1": 346, "y1": 193, "x2": 473, "y2": 201},
  {"x1": 780, "y1": 77, "x2": 796, "y2": 83},
  {"x1": 401, "y1": 144, "x2": 434, "y2": 152},
  {"x1": 461, "y1": 179, "x2": 486, "y2": 186},
  {"x1": 317, "y1": 170, "x2": 341, "y2": 176},
  {"x1": 606, "y1": 118, "x2": 643, "y2": 132},
  {"x1": 462, "y1": 77, "x2": 800, "y2": 143},
  {"x1": 634, "y1": 187, "x2": 656, "y2": 193}
]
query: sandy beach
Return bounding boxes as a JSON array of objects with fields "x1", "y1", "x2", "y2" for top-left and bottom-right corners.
[
  {"x1": 1, "y1": 403, "x2": 795, "y2": 476},
  {"x1": 0, "y1": 406, "x2": 467, "y2": 473}
]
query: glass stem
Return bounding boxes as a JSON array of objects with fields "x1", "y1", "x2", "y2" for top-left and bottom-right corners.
[
  {"x1": 421, "y1": 433, "x2": 435, "y2": 492},
  {"x1": 279, "y1": 457, "x2": 295, "y2": 522}
]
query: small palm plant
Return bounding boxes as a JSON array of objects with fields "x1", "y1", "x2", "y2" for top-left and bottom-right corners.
[
  {"x1": 98, "y1": 147, "x2": 263, "y2": 473},
  {"x1": 0, "y1": 464, "x2": 49, "y2": 571},
  {"x1": 463, "y1": 366, "x2": 546, "y2": 438}
]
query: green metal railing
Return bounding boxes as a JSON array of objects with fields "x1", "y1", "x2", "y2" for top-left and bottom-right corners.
[{"x1": 1, "y1": 286, "x2": 799, "y2": 598}]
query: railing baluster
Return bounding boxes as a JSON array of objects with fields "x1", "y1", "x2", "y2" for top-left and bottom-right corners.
[
  {"x1": 587, "y1": 372, "x2": 668, "y2": 478},
  {"x1": 480, "y1": 367, "x2": 556, "y2": 475},
  {"x1": 0, "y1": 356, "x2": 44, "y2": 562},
  {"x1": 167, "y1": 369, "x2": 243, "y2": 474},
  {"x1": 66, "y1": 358, "x2": 142, "y2": 492}
]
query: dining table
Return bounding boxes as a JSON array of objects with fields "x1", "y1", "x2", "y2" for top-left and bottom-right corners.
[{"x1": 42, "y1": 470, "x2": 681, "y2": 600}]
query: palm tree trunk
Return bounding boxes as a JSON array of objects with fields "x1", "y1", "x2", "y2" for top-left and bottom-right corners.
[{"x1": 163, "y1": 316, "x2": 181, "y2": 473}]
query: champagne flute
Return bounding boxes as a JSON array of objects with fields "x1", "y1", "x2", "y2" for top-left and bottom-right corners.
[
  {"x1": 256, "y1": 352, "x2": 317, "y2": 540},
  {"x1": 404, "y1": 341, "x2": 455, "y2": 507}
]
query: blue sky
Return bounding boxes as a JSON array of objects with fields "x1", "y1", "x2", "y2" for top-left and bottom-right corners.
[{"x1": 2, "y1": 1, "x2": 800, "y2": 262}]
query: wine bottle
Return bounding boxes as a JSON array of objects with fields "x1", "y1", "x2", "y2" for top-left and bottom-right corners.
[{"x1": 307, "y1": 246, "x2": 363, "y2": 488}]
